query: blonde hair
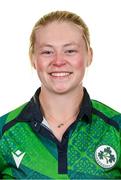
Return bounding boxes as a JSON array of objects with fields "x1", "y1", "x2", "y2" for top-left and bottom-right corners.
[{"x1": 29, "y1": 10, "x2": 90, "y2": 60}]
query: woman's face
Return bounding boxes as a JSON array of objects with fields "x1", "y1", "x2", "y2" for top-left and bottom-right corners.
[{"x1": 32, "y1": 21, "x2": 92, "y2": 94}]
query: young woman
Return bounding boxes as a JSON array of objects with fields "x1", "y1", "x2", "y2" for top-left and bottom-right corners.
[{"x1": 0, "y1": 11, "x2": 121, "y2": 179}]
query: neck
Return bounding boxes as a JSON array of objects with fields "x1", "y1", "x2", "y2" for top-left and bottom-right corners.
[{"x1": 39, "y1": 85, "x2": 84, "y2": 122}]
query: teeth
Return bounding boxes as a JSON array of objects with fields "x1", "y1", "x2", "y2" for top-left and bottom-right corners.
[{"x1": 50, "y1": 72, "x2": 71, "y2": 77}]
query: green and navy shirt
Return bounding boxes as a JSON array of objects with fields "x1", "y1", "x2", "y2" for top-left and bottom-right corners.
[{"x1": 0, "y1": 87, "x2": 121, "y2": 179}]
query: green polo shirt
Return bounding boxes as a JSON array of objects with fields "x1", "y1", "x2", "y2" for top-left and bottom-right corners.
[{"x1": 0, "y1": 87, "x2": 121, "y2": 179}]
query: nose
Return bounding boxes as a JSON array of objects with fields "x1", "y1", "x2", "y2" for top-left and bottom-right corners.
[{"x1": 52, "y1": 52, "x2": 66, "y2": 67}]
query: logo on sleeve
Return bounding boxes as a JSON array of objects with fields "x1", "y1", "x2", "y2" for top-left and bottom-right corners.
[
  {"x1": 95, "y1": 145, "x2": 117, "y2": 169},
  {"x1": 12, "y1": 150, "x2": 25, "y2": 168}
]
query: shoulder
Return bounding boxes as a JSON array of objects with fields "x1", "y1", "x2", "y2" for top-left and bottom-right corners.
[
  {"x1": 92, "y1": 100, "x2": 121, "y2": 117},
  {"x1": 91, "y1": 99, "x2": 121, "y2": 129},
  {"x1": 0, "y1": 102, "x2": 28, "y2": 137}
]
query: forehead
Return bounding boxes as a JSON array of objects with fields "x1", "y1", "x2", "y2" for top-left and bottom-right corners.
[{"x1": 34, "y1": 21, "x2": 84, "y2": 45}]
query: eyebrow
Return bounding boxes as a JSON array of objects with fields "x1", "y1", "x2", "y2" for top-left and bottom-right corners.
[
  {"x1": 37, "y1": 44, "x2": 53, "y2": 48},
  {"x1": 63, "y1": 42, "x2": 79, "y2": 47},
  {"x1": 37, "y1": 42, "x2": 79, "y2": 48}
]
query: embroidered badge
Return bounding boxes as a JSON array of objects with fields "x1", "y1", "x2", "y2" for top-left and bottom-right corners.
[{"x1": 95, "y1": 145, "x2": 117, "y2": 169}]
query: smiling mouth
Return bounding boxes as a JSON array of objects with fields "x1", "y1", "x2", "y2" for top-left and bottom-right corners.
[{"x1": 49, "y1": 72, "x2": 73, "y2": 77}]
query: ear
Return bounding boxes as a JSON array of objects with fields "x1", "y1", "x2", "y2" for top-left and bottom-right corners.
[
  {"x1": 31, "y1": 54, "x2": 36, "y2": 69},
  {"x1": 86, "y1": 47, "x2": 93, "y2": 67}
]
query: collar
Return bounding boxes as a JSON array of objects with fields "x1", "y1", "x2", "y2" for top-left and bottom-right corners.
[
  {"x1": 22, "y1": 87, "x2": 92, "y2": 131},
  {"x1": 78, "y1": 87, "x2": 92, "y2": 123}
]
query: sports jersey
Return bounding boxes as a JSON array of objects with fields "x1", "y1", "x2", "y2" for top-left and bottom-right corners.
[{"x1": 0, "y1": 87, "x2": 121, "y2": 179}]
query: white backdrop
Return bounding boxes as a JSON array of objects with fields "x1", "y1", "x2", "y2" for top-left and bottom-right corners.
[{"x1": 0, "y1": 0, "x2": 121, "y2": 116}]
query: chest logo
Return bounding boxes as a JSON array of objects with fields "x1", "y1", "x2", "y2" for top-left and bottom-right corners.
[
  {"x1": 95, "y1": 145, "x2": 117, "y2": 169},
  {"x1": 12, "y1": 150, "x2": 25, "y2": 168}
]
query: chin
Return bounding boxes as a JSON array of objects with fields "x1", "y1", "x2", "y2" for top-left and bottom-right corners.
[
  {"x1": 53, "y1": 89, "x2": 68, "y2": 94},
  {"x1": 52, "y1": 86, "x2": 75, "y2": 95},
  {"x1": 49, "y1": 85, "x2": 67, "y2": 93}
]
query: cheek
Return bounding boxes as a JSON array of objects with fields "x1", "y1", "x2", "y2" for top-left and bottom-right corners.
[
  {"x1": 73, "y1": 58, "x2": 85, "y2": 70},
  {"x1": 34, "y1": 58, "x2": 46, "y2": 72}
]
